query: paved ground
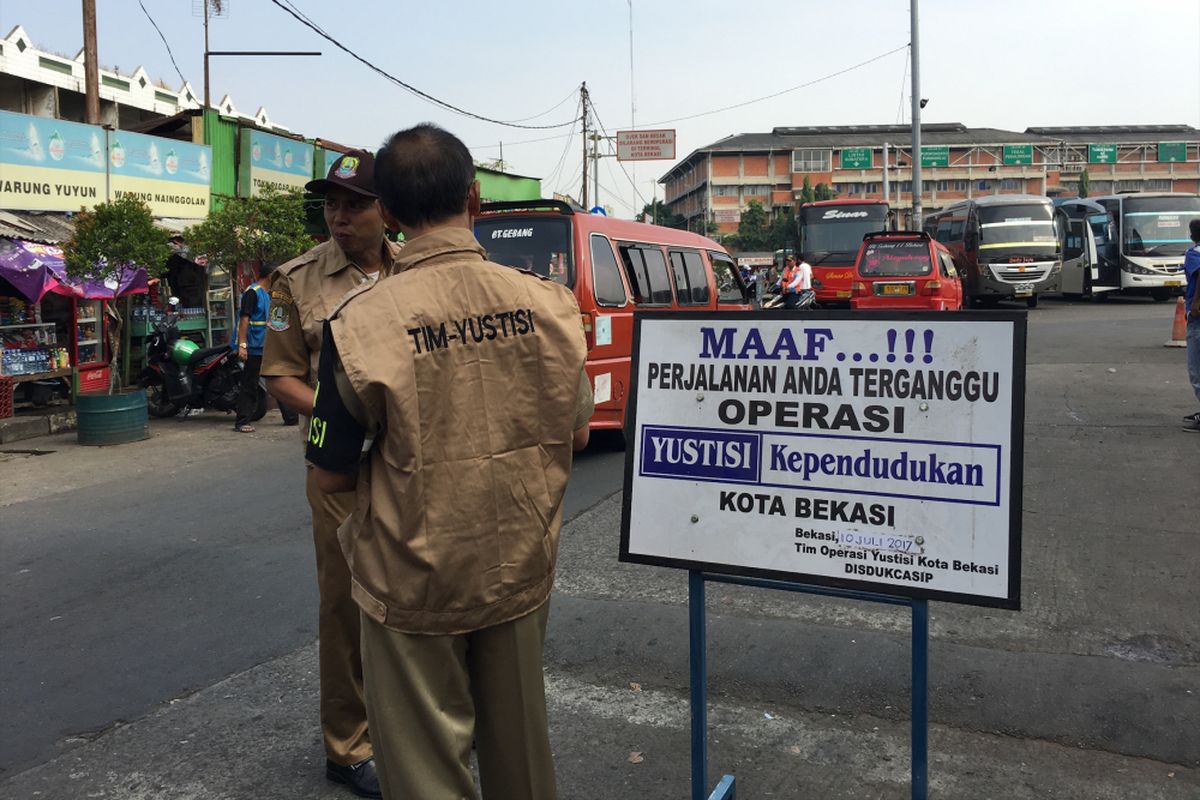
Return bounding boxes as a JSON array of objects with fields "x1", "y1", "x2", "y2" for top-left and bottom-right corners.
[{"x1": 1, "y1": 295, "x2": 1197, "y2": 799}]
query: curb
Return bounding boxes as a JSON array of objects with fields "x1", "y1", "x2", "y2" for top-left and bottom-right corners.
[{"x1": 0, "y1": 409, "x2": 77, "y2": 444}]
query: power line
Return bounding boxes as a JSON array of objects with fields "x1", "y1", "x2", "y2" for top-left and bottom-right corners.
[
  {"x1": 503, "y1": 86, "x2": 580, "y2": 124},
  {"x1": 543, "y1": 98, "x2": 582, "y2": 189},
  {"x1": 137, "y1": 0, "x2": 187, "y2": 86},
  {"x1": 633, "y1": 43, "x2": 909, "y2": 129},
  {"x1": 588, "y1": 100, "x2": 648, "y2": 210},
  {"x1": 267, "y1": 0, "x2": 579, "y2": 130}
]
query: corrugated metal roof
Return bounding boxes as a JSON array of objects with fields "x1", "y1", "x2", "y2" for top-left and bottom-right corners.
[
  {"x1": 1025, "y1": 125, "x2": 1200, "y2": 144},
  {"x1": 0, "y1": 211, "x2": 77, "y2": 244}
]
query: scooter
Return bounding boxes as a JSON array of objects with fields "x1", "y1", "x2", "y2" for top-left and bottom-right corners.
[
  {"x1": 762, "y1": 286, "x2": 816, "y2": 310},
  {"x1": 138, "y1": 300, "x2": 265, "y2": 420}
]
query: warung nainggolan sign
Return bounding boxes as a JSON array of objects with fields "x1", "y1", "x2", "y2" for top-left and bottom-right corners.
[{"x1": 619, "y1": 312, "x2": 1025, "y2": 609}]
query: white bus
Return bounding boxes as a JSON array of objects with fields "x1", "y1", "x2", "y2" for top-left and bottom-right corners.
[{"x1": 1090, "y1": 193, "x2": 1200, "y2": 301}]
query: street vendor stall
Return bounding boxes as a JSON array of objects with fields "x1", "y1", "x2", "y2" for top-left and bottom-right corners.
[{"x1": 0, "y1": 237, "x2": 148, "y2": 410}]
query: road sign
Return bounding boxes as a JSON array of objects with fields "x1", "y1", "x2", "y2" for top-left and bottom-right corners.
[
  {"x1": 620, "y1": 312, "x2": 1026, "y2": 609},
  {"x1": 1088, "y1": 144, "x2": 1117, "y2": 164},
  {"x1": 1002, "y1": 145, "x2": 1033, "y2": 166},
  {"x1": 840, "y1": 147, "x2": 873, "y2": 169},
  {"x1": 1157, "y1": 142, "x2": 1187, "y2": 163},
  {"x1": 712, "y1": 208, "x2": 741, "y2": 224},
  {"x1": 920, "y1": 146, "x2": 949, "y2": 168},
  {"x1": 616, "y1": 129, "x2": 677, "y2": 161}
]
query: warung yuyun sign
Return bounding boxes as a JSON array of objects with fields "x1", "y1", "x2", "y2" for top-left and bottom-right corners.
[{"x1": 619, "y1": 312, "x2": 1025, "y2": 609}]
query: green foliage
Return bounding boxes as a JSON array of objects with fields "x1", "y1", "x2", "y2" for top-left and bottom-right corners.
[
  {"x1": 730, "y1": 200, "x2": 771, "y2": 251},
  {"x1": 185, "y1": 187, "x2": 311, "y2": 272},
  {"x1": 768, "y1": 208, "x2": 797, "y2": 252},
  {"x1": 799, "y1": 176, "x2": 815, "y2": 205},
  {"x1": 63, "y1": 195, "x2": 171, "y2": 280},
  {"x1": 637, "y1": 199, "x2": 686, "y2": 229},
  {"x1": 814, "y1": 183, "x2": 837, "y2": 201},
  {"x1": 1078, "y1": 169, "x2": 1090, "y2": 198}
]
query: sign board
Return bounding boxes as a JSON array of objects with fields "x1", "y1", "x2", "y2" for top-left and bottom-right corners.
[
  {"x1": 1002, "y1": 145, "x2": 1033, "y2": 166},
  {"x1": 238, "y1": 128, "x2": 314, "y2": 196},
  {"x1": 315, "y1": 146, "x2": 343, "y2": 180},
  {"x1": 1157, "y1": 142, "x2": 1187, "y2": 163},
  {"x1": 108, "y1": 130, "x2": 211, "y2": 218},
  {"x1": 1088, "y1": 144, "x2": 1117, "y2": 164},
  {"x1": 0, "y1": 110, "x2": 107, "y2": 212},
  {"x1": 616, "y1": 129, "x2": 676, "y2": 161},
  {"x1": 619, "y1": 312, "x2": 1025, "y2": 609},
  {"x1": 920, "y1": 146, "x2": 949, "y2": 168},
  {"x1": 840, "y1": 147, "x2": 873, "y2": 169},
  {"x1": 713, "y1": 208, "x2": 741, "y2": 224}
]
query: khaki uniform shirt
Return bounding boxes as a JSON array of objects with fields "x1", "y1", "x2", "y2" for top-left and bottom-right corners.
[
  {"x1": 261, "y1": 237, "x2": 404, "y2": 387},
  {"x1": 322, "y1": 227, "x2": 591, "y2": 635}
]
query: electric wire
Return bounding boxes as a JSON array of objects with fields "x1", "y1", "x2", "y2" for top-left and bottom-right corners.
[
  {"x1": 267, "y1": 0, "x2": 579, "y2": 130},
  {"x1": 137, "y1": 0, "x2": 188, "y2": 87},
  {"x1": 588, "y1": 100, "x2": 649, "y2": 210},
  {"x1": 542, "y1": 98, "x2": 582, "y2": 190},
  {"x1": 502, "y1": 86, "x2": 581, "y2": 124}
]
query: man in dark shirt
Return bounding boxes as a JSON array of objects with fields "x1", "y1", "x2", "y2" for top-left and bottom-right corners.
[{"x1": 233, "y1": 264, "x2": 297, "y2": 432}]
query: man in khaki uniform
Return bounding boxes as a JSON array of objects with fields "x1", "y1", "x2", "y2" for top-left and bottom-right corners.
[
  {"x1": 306, "y1": 124, "x2": 592, "y2": 800},
  {"x1": 262, "y1": 150, "x2": 401, "y2": 799}
]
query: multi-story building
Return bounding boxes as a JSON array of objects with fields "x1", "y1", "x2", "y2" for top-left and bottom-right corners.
[{"x1": 661, "y1": 123, "x2": 1200, "y2": 235}]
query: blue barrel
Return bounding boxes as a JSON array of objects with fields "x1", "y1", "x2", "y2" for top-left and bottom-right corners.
[{"x1": 76, "y1": 389, "x2": 150, "y2": 446}]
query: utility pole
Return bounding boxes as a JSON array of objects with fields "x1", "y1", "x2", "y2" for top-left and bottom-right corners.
[
  {"x1": 580, "y1": 83, "x2": 589, "y2": 209},
  {"x1": 910, "y1": 0, "x2": 923, "y2": 229},
  {"x1": 591, "y1": 132, "x2": 601, "y2": 210},
  {"x1": 82, "y1": 0, "x2": 100, "y2": 123},
  {"x1": 883, "y1": 142, "x2": 891, "y2": 204},
  {"x1": 203, "y1": 0, "x2": 211, "y2": 108}
]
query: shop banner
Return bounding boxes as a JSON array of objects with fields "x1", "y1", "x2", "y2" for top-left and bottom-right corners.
[
  {"x1": 238, "y1": 128, "x2": 314, "y2": 196},
  {"x1": 0, "y1": 238, "x2": 147, "y2": 301},
  {"x1": 619, "y1": 312, "x2": 1025, "y2": 609},
  {"x1": 0, "y1": 110, "x2": 106, "y2": 212},
  {"x1": 109, "y1": 130, "x2": 211, "y2": 219}
]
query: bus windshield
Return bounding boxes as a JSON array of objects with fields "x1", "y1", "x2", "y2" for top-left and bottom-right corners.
[
  {"x1": 978, "y1": 204, "x2": 1058, "y2": 257},
  {"x1": 473, "y1": 216, "x2": 574, "y2": 286},
  {"x1": 1121, "y1": 197, "x2": 1200, "y2": 257},
  {"x1": 799, "y1": 205, "x2": 889, "y2": 264},
  {"x1": 860, "y1": 240, "x2": 932, "y2": 276}
]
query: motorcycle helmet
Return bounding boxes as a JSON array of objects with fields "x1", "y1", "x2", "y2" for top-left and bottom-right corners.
[{"x1": 171, "y1": 338, "x2": 199, "y2": 364}]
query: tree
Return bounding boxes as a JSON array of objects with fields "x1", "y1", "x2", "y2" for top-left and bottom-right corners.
[
  {"x1": 1078, "y1": 169, "x2": 1090, "y2": 198},
  {"x1": 637, "y1": 199, "x2": 685, "y2": 228},
  {"x1": 767, "y1": 208, "x2": 797, "y2": 253},
  {"x1": 185, "y1": 186, "x2": 311, "y2": 276},
  {"x1": 63, "y1": 195, "x2": 172, "y2": 392},
  {"x1": 730, "y1": 200, "x2": 770, "y2": 251},
  {"x1": 799, "y1": 175, "x2": 815, "y2": 205},
  {"x1": 814, "y1": 183, "x2": 837, "y2": 201}
]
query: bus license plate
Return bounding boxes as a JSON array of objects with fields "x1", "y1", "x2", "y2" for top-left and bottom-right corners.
[
  {"x1": 1165, "y1": 280, "x2": 1183, "y2": 287},
  {"x1": 1013, "y1": 282, "x2": 1034, "y2": 297},
  {"x1": 882, "y1": 284, "x2": 913, "y2": 296}
]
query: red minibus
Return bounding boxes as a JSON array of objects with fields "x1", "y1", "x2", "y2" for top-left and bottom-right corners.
[{"x1": 475, "y1": 200, "x2": 750, "y2": 435}]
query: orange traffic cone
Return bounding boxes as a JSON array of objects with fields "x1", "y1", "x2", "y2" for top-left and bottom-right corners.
[{"x1": 1164, "y1": 296, "x2": 1187, "y2": 348}]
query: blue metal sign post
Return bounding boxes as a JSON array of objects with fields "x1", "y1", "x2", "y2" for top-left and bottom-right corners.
[{"x1": 688, "y1": 570, "x2": 929, "y2": 800}]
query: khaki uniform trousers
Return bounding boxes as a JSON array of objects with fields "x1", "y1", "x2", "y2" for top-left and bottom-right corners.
[
  {"x1": 361, "y1": 601, "x2": 555, "y2": 800},
  {"x1": 304, "y1": 468, "x2": 372, "y2": 766}
]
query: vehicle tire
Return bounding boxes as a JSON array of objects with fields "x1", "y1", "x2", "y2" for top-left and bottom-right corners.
[
  {"x1": 1150, "y1": 288, "x2": 1171, "y2": 302},
  {"x1": 1082, "y1": 269, "x2": 1093, "y2": 299},
  {"x1": 1026, "y1": 294, "x2": 1039, "y2": 309},
  {"x1": 143, "y1": 382, "x2": 179, "y2": 418},
  {"x1": 251, "y1": 385, "x2": 268, "y2": 422}
]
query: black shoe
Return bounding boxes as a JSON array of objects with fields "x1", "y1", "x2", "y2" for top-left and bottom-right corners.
[
  {"x1": 326, "y1": 758, "x2": 382, "y2": 798},
  {"x1": 281, "y1": 418, "x2": 299, "y2": 426}
]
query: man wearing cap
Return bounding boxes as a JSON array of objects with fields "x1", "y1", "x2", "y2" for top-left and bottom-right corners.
[{"x1": 261, "y1": 150, "x2": 400, "y2": 798}]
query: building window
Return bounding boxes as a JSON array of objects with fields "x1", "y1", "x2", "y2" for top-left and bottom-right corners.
[
  {"x1": 976, "y1": 180, "x2": 993, "y2": 191},
  {"x1": 102, "y1": 75, "x2": 130, "y2": 91},
  {"x1": 899, "y1": 181, "x2": 912, "y2": 193},
  {"x1": 711, "y1": 185, "x2": 738, "y2": 197},
  {"x1": 1116, "y1": 179, "x2": 1143, "y2": 192},
  {"x1": 1089, "y1": 180, "x2": 1113, "y2": 194},
  {"x1": 863, "y1": 182, "x2": 880, "y2": 194},
  {"x1": 1144, "y1": 179, "x2": 1172, "y2": 191},
  {"x1": 954, "y1": 180, "x2": 968, "y2": 192},
  {"x1": 38, "y1": 56, "x2": 74, "y2": 75},
  {"x1": 999, "y1": 179, "x2": 1022, "y2": 191},
  {"x1": 792, "y1": 149, "x2": 831, "y2": 172},
  {"x1": 843, "y1": 183, "x2": 861, "y2": 194},
  {"x1": 154, "y1": 90, "x2": 176, "y2": 104},
  {"x1": 742, "y1": 185, "x2": 770, "y2": 197}
]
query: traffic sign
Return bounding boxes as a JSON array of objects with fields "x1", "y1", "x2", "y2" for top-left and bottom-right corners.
[
  {"x1": 616, "y1": 129, "x2": 677, "y2": 161},
  {"x1": 1002, "y1": 145, "x2": 1033, "y2": 166},
  {"x1": 920, "y1": 146, "x2": 949, "y2": 168},
  {"x1": 1088, "y1": 144, "x2": 1117, "y2": 164},
  {"x1": 840, "y1": 147, "x2": 873, "y2": 169},
  {"x1": 1157, "y1": 142, "x2": 1187, "y2": 163}
]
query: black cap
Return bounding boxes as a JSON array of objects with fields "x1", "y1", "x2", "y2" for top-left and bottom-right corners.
[{"x1": 305, "y1": 150, "x2": 378, "y2": 197}]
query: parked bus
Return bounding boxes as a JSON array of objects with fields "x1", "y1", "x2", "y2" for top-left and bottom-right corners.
[
  {"x1": 923, "y1": 194, "x2": 1061, "y2": 307},
  {"x1": 1088, "y1": 193, "x2": 1200, "y2": 301},
  {"x1": 474, "y1": 200, "x2": 750, "y2": 436},
  {"x1": 1055, "y1": 199, "x2": 1118, "y2": 298},
  {"x1": 797, "y1": 199, "x2": 891, "y2": 303}
]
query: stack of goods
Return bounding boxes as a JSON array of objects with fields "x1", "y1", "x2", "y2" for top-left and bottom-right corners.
[{"x1": 1, "y1": 297, "x2": 31, "y2": 325}]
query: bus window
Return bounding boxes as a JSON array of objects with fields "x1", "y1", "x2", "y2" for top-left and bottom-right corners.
[
  {"x1": 619, "y1": 244, "x2": 672, "y2": 305},
  {"x1": 474, "y1": 216, "x2": 574, "y2": 286},
  {"x1": 709, "y1": 250, "x2": 746, "y2": 303},
  {"x1": 669, "y1": 250, "x2": 711, "y2": 305},
  {"x1": 590, "y1": 234, "x2": 628, "y2": 307}
]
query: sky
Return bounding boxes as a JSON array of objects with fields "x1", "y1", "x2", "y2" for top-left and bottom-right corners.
[{"x1": 5, "y1": 0, "x2": 1199, "y2": 218}]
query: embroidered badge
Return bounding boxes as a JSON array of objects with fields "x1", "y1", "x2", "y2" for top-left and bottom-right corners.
[
  {"x1": 268, "y1": 302, "x2": 291, "y2": 332},
  {"x1": 335, "y1": 156, "x2": 359, "y2": 180}
]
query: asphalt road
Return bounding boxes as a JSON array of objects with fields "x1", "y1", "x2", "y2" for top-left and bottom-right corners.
[{"x1": 1, "y1": 293, "x2": 1197, "y2": 796}]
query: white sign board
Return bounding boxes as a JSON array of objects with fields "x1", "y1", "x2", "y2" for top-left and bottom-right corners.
[
  {"x1": 616, "y1": 129, "x2": 677, "y2": 161},
  {"x1": 619, "y1": 312, "x2": 1025, "y2": 609}
]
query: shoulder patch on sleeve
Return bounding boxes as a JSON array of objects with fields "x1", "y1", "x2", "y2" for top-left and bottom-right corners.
[{"x1": 268, "y1": 300, "x2": 291, "y2": 332}]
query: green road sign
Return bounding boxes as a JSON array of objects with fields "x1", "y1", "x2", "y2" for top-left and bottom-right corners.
[
  {"x1": 1158, "y1": 142, "x2": 1187, "y2": 163},
  {"x1": 920, "y1": 146, "x2": 949, "y2": 168},
  {"x1": 1003, "y1": 144, "x2": 1033, "y2": 165},
  {"x1": 840, "y1": 147, "x2": 873, "y2": 169},
  {"x1": 1088, "y1": 144, "x2": 1117, "y2": 164}
]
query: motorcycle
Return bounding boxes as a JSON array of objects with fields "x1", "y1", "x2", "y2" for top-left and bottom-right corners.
[
  {"x1": 762, "y1": 286, "x2": 817, "y2": 310},
  {"x1": 138, "y1": 301, "x2": 266, "y2": 420}
]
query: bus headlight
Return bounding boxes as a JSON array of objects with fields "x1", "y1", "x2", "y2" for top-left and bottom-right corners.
[{"x1": 1122, "y1": 262, "x2": 1156, "y2": 274}]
